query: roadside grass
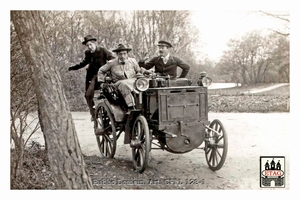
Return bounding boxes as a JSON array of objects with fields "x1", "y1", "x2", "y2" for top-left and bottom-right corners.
[
  {"x1": 208, "y1": 83, "x2": 290, "y2": 113},
  {"x1": 208, "y1": 83, "x2": 290, "y2": 96},
  {"x1": 259, "y1": 85, "x2": 290, "y2": 96}
]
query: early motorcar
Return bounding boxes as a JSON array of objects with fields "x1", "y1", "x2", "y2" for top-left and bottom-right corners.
[{"x1": 93, "y1": 71, "x2": 228, "y2": 173}]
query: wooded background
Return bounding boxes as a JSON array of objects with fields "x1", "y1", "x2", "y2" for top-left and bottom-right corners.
[
  {"x1": 11, "y1": 10, "x2": 289, "y2": 111},
  {"x1": 12, "y1": 11, "x2": 200, "y2": 111}
]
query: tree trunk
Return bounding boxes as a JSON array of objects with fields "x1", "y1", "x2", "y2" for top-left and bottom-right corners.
[{"x1": 11, "y1": 11, "x2": 92, "y2": 189}]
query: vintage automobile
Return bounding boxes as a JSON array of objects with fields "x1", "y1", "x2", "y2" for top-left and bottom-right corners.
[{"x1": 93, "y1": 72, "x2": 228, "y2": 173}]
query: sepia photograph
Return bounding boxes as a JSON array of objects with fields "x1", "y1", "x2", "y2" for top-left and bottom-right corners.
[{"x1": 5, "y1": 0, "x2": 297, "y2": 196}]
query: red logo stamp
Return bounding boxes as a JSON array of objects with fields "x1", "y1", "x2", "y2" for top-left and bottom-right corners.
[{"x1": 260, "y1": 156, "x2": 285, "y2": 188}]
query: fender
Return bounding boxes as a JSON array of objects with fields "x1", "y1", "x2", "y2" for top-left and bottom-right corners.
[{"x1": 99, "y1": 99, "x2": 127, "y2": 122}]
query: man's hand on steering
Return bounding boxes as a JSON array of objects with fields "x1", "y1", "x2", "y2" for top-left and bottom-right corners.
[{"x1": 143, "y1": 70, "x2": 152, "y2": 75}]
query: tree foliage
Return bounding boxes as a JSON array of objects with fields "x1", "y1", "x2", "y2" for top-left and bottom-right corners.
[
  {"x1": 35, "y1": 10, "x2": 202, "y2": 110},
  {"x1": 216, "y1": 30, "x2": 289, "y2": 84},
  {"x1": 13, "y1": 10, "x2": 289, "y2": 107},
  {"x1": 10, "y1": 15, "x2": 41, "y2": 184}
]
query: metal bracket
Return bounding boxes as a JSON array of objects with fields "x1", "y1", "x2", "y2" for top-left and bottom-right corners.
[
  {"x1": 163, "y1": 130, "x2": 177, "y2": 138},
  {"x1": 205, "y1": 125, "x2": 221, "y2": 136},
  {"x1": 178, "y1": 121, "x2": 188, "y2": 138}
]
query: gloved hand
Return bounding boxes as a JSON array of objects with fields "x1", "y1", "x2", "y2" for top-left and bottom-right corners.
[
  {"x1": 143, "y1": 70, "x2": 152, "y2": 75},
  {"x1": 97, "y1": 75, "x2": 105, "y2": 89},
  {"x1": 139, "y1": 51, "x2": 149, "y2": 63},
  {"x1": 68, "y1": 66, "x2": 76, "y2": 71}
]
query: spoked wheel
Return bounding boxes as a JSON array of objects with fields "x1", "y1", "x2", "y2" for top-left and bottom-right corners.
[
  {"x1": 94, "y1": 102, "x2": 117, "y2": 158},
  {"x1": 205, "y1": 119, "x2": 228, "y2": 171},
  {"x1": 131, "y1": 115, "x2": 150, "y2": 173}
]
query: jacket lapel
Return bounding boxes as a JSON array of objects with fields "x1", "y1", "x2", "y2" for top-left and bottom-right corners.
[
  {"x1": 165, "y1": 55, "x2": 175, "y2": 65},
  {"x1": 157, "y1": 55, "x2": 172, "y2": 65}
]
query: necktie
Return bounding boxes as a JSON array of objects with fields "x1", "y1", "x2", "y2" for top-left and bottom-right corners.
[{"x1": 120, "y1": 61, "x2": 128, "y2": 78}]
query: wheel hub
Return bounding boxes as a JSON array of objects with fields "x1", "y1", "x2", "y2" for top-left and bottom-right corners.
[
  {"x1": 130, "y1": 139, "x2": 142, "y2": 148},
  {"x1": 207, "y1": 142, "x2": 217, "y2": 149},
  {"x1": 95, "y1": 128, "x2": 105, "y2": 135}
]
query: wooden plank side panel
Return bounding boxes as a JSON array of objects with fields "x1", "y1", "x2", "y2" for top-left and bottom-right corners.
[
  {"x1": 200, "y1": 92, "x2": 208, "y2": 121},
  {"x1": 159, "y1": 93, "x2": 168, "y2": 121},
  {"x1": 155, "y1": 87, "x2": 208, "y2": 124}
]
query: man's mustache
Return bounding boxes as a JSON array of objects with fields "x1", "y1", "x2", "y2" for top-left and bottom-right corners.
[{"x1": 159, "y1": 50, "x2": 163, "y2": 53}]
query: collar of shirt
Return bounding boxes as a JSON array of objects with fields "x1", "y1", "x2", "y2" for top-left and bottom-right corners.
[
  {"x1": 118, "y1": 59, "x2": 127, "y2": 65},
  {"x1": 161, "y1": 54, "x2": 170, "y2": 60},
  {"x1": 118, "y1": 59, "x2": 126, "y2": 65}
]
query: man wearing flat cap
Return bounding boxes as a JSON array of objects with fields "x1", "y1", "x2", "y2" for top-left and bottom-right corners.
[
  {"x1": 68, "y1": 35, "x2": 115, "y2": 121},
  {"x1": 138, "y1": 40, "x2": 190, "y2": 79},
  {"x1": 98, "y1": 44, "x2": 145, "y2": 113}
]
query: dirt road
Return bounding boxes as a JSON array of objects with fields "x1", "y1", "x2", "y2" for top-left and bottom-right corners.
[{"x1": 70, "y1": 112, "x2": 290, "y2": 190}]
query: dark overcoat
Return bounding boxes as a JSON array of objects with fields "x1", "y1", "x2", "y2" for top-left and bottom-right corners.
[
  {"x1": 138, "y1": 55, "x2": 190, "y2": 78},
  {"x1": 70, "y1": 46, "x2": 115, "y2": 89}
]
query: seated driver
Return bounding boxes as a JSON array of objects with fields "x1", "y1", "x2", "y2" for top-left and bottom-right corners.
[
  {"x1": 97, "y1": 44, "x2": 145, "y2": 113},
  {"x1": 138, "y1": 40, "x2": 190, "y2": 79}
]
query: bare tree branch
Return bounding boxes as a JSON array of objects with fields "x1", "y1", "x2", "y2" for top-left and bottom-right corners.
[{"x1": 259, "y1": 10, "x2": 290, "y2": 23}]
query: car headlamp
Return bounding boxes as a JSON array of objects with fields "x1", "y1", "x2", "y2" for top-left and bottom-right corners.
[
  {"x1": 134, "y1": 77, "x2": 149, "y2": 92},
  {"x1": 197, "y1": 71, "x2": 213, "y2": 87},
  {"x1": 201, "y1": 76, "x2": 212, "y2": 87}
]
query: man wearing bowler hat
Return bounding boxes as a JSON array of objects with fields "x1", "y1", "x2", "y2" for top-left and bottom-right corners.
[
  {"x1": 69, "y1": 35, "x2": 115, "y2": 121},
  {"x1": 98, "y1": 44, "x2": 145, "y2": 113},
  {"x1": 138, "y1": 40, "x2": 190, "y2": 79}
]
